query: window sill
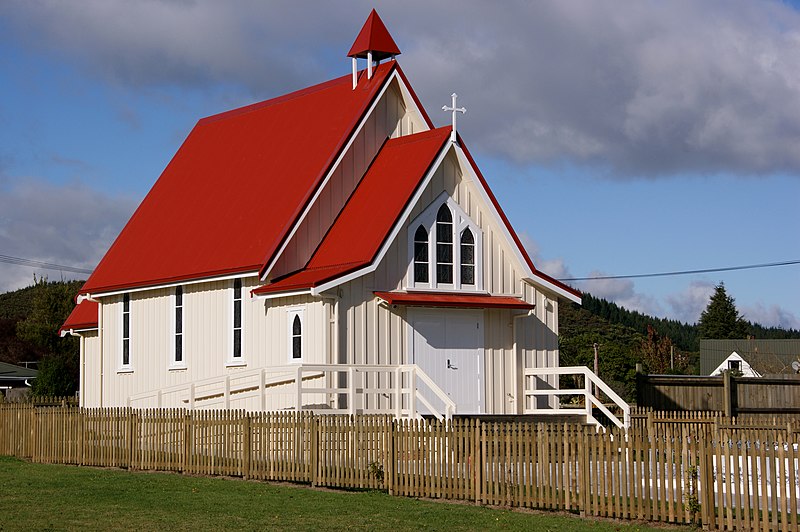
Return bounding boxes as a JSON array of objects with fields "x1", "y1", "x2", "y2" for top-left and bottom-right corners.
[
  {"x1": 225, "y1": 360, "x2": 247, "y2": 368},
  {"x1": 117, "y1": 367, "x2": 134, "y2": 374},
  {"x1": 168, "y1": 365, "x2": 187, "y2": 372}
]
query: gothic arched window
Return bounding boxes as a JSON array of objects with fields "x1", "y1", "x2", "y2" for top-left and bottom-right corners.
[
  {"x1": 436, "y1": 205, "x2": 453, "y2": 284},
  {"x1": 460, "y1": 228, "x2": 475, "y2": 286},
  {"x1": 413, "y1": 225, "x2": 429, "y2": 283}
]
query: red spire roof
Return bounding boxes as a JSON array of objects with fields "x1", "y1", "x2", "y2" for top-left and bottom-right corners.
[{"x1": 347, "y1": 9, "x2": 401, "y2": 60}]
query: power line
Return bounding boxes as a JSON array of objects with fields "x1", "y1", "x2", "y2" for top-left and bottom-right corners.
[
  {"x1": 560, "y1": 259, "x2": 800, "y2": 282},
  {"x1": 0, "y1": 254, "x2": 93, "y2": 275}
]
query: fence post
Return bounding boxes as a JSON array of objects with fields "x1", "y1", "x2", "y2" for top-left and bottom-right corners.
[
  {"x1": 311, "y1": 414, "x2": 319, "y2": 487},
  {"x1": 474, "y1": 419, "x2": 482, "y2": 504},
  {"x1": 182, "y1": 411, "x2": 192, "y2": 474},
  {"x1": 723, "y1": 371, "x2": 733, "y2": 418},
  {"x1": 242, "y1": 414, "x2": 251, "y2": 480},
  {"x1": 387, "y1": 417, "x2": 395, "y2": 495}
]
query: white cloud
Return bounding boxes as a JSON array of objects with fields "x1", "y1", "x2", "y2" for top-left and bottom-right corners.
[
  {"x1": 665, "y1": 280, "x2": 716, "y2": 324},
  {"x1": 741, "y1": 302, "x2": 800, "y2": 330},
  {"x1": 0, "y1": 177, "x2": 137, "y2": 292},
  {"x1": 577, "y1": 273, "x2": 664, "y2": 317},
  {"x1": 518, "y1": 231, "x2": 572, "y2": 280},
  {"x1": 5, "y1": 1, "x2": 800, "y2": 176}
]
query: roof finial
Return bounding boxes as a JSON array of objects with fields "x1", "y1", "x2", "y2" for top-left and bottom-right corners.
[
  {"x1": 442, "y1": 93, "x2": 466, "y2": 143},
  {"x1": 348, "y1": 10, "x2": 401, "y2": 89}
]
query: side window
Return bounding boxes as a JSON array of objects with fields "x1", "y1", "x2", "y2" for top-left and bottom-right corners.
[
  {"x1": 413, "y1": 225, "x2": 429, "y2": 283},
  {"x1": 230, "y1": 278, "x2": 243, "y2": 363},
  {"x1": 171, "y1": 286, "x2": 185, "y2": 367},
  {"x1": 288, "y1": 308, "x2": 305, "y2": 362},
  {"x1": 435, "y1": 205, "x2": 453, "y2": 284},
  {"x1": 121, "y1": 293, "x2": 131, "y2": 370}
]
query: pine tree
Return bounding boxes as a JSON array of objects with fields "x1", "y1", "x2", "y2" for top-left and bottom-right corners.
[{"x1": 698, "y1": 282, "x2": 748, "y2": 339}]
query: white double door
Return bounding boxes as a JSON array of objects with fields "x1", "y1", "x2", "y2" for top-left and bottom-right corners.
[{"x1": 409, "y1": 309, "x2": 484, "y2": 414}]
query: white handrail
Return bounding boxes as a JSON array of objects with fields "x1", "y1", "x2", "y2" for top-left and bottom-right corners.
[
  {"x1": 525, "y1": 366, "x2": 630, "y2": 429},
  {"x1": 127, "y1": 363, "x2": 454, "y2": 420}
]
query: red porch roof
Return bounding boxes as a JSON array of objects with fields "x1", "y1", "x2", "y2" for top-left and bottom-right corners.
[
  {"x1": 59, "y1": 301, "x2": 99, "y2": 336},
  {"x1": 373, "y1": 291, "x2": 534, "y2": 310}
]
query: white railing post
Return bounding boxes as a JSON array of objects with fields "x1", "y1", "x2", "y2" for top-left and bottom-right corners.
[
  {"x1": 189, "y1": 383, "x2": 195, "y2": 410},
  {"x1": 410, "y1": 368, "x2": 417, "y2": 417},
  {"x1": 295, "y1": 365, "x2": 303, "y2": 411},
  {"x1": 584, "y1": 368, "x2": 593, "y2": 421},
  {"x1": 394, "y1": 367, "x2": 402, "y2": 418},
  {"x1": 259, "y1": 369, "x2": 266, "y2": 412},
  {"x1": 224, "y1": 376, "x2": 230, "y2": 409},
  {"x1": 348, "y1": 367, "x2": 356, "y2": 415}
]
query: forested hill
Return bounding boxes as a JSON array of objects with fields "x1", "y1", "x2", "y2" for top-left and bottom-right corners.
[{"x1": 578, "y1": 292, "x2": 800, "y2": 353}]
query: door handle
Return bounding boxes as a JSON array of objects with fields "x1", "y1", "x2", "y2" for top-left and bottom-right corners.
[{"x1": 447, "y1": 359, "x2": 457, "y2": 370}]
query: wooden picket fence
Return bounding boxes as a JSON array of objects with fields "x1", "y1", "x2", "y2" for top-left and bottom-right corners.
[{"x1": 1, "y1": 403, "x2": 799, "y2": 530}]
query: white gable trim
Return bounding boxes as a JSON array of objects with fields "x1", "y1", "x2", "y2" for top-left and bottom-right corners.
[
  {"x1": 453, "y1": 146, "x2": 581, "y2": 304},
  {"x1": 261, "y1": 68, "x2": 430, "y2": 282},
  {"x1": 311, "y1": 142, "x2": 453, "y2": 296},
  {"x1": 251, "y1": 289, "x2": 312, "y2": 301},
  {"x1": 85, "y1": 271, "x2": 259, "y2": 300}
]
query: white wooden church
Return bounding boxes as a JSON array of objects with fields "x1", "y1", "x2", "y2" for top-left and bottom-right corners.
[{"x1": 61, "y1": 11, "x2": 626, "y2": 425}]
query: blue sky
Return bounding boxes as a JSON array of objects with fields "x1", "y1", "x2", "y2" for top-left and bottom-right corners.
[{"x1": 0, "y1": 1, "x2": 798, "y2": 328}]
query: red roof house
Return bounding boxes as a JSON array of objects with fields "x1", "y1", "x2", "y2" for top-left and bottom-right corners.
[{"x1": 63, "y1": 11, "x2": 584, "y2": 420}]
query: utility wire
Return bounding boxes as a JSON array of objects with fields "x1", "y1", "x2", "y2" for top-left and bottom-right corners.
[
  {"x1": 560, "y1": 259, "x2": 800, "y2": 282},
  {"x1": 0, "y1": 254, "x2": 93, "y2": 275}
]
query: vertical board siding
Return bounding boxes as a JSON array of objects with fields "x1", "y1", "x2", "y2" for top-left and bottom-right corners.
[{"x1": 5, "y1": 404, "x2": 800, "y2": 531}]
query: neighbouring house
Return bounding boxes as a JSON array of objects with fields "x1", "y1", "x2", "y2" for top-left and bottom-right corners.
[
  {"x1": 701, "y1": 339, "x2": 800, "y2": 377},
  {"x1": 60, "y1": 10, "x2": 601, "y2": 420},
  {"x1": 0, "y1": 361, "x2": 37, "y2": 398}
]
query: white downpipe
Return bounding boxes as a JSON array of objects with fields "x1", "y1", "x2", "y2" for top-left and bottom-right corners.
[
  {"x1": 367, "y1": 51, "x2": 373, "y2": 79},
  {"x1": 511, "y1": 309, "x2": 535, "y2": 414}
]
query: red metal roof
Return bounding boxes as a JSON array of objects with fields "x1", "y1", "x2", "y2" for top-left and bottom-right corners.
[
  {"x1": 252, "y1": 127, "x2": 451, "y2": 296},
  {"x1": 80, "y1": 62, "x2": 396, "y2": 295},
  {"x1": 59, "y1": 300, "x2": 99, "y2": 336},
  {"x1": 347, "y1": 9, "x2": 401, "y2": 60},
  {"x1": 374, "y1": 291, "x2": 535, "y2": 310}
]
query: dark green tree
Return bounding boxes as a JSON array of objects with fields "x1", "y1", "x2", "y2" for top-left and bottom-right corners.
[
  {"x1": 15, "y1": 277, "x2": 82, "y2": 396},
  {"x1": 698, "y1": 282, "x2": 748, "y2": 339}
]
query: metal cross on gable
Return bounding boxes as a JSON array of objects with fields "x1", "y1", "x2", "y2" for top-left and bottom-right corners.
[{"x1": 442, "y1": 92, "x2": 466, "y2": 143}]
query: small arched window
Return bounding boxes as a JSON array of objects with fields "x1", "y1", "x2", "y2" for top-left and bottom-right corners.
[
  {"x1": 413, "y1": 225, "x2": 429, "y2": 283},
  {"x1": 292, "y1": 314, "x2": 302, "y2": 359},
  {"x1": 436, "y1": 205, "x2": 453, "y2": 284},
  {"x1": 460, "y1": 229, "x2": 475, "y2": 286}
]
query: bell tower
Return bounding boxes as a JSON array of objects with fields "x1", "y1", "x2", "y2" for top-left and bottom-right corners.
[{"x1": 347, "y1": 9, "x2": 401, "y2": 89}]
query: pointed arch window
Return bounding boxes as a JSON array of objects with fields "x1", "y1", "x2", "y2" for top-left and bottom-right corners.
[
  {"x1": 436, "y1": 205, "x2": 453, "y2": 284},
  {"x1": 288, "y1": 308, "x2": 305, "y2": 363},
  {"x1": 413, "y1": 225, "x2": 429, "y2": 283},
  {"x1": 460, "y1": 228, "x2": 475, "y2": 286}
]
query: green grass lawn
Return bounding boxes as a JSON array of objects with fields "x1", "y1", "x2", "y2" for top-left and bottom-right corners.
[{"x1": 0, "y1": 456, "x2": 687, "y2": 531}]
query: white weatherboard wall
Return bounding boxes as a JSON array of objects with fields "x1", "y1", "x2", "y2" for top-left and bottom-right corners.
[
  {"x1": 326, "y1": 148, "x2": 561, "y2": 415},
  {"x1": 272, "y1": 79, "x2": 428, "y2": 279},
  {"x1": 85, "y1": 277, "x2": 328, "y2": 408}
]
